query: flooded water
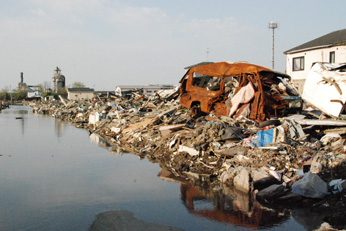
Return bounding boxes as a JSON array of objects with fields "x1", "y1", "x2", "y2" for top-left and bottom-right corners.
[{"x1": 0, "y1": 106, "x2": 318, "y2": 230}]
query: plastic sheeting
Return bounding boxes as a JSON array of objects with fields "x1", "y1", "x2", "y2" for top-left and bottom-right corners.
[
  {"x1": 302, "y1": 63, "x2": 346, "y2": 117},
  {"x1": 292, "y1": 172, "x2": 328, "y2": 198}
]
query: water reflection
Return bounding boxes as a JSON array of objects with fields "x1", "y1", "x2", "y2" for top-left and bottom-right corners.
[
  {"x1": 54, "y1": 117, "x2": 69, "y2": 137},
  {"x1": 17, "y1": 109, "x2": 29, "y2": 115},
  {"x1": 291, "y1": 209, "x2": 326, "y2": 231},
  {"x1": 19, "y1": 116, "x2": 25, "y2": 134},
  {"x1": 182, "y1": 184, "x2": 289, "y2": 229},
  {"x1": 89, "y1": 133, "x2": 110, "y2": 148},
  {"x1": 1, "y1": 106, "x2": 311, "y2": 230},
  {"x1": 12, "y1": 108, "x2": 28, "y2": 135},
  {"x1": 158, "y1": 167, "x2": 289, "y2": 229}
]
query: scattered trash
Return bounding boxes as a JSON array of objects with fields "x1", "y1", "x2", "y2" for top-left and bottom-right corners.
[
  {"x1": 329, "y1": 179, "x2": 345, "y2": 194},
  {"x1": 24, "y1": 61, "x2": 346, "y2": 212}
]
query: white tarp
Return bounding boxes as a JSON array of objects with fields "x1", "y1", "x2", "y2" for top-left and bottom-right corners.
[
  {"x1": 228, "y1": 82, "x2": 255, "y2": 117},
  {"x1": 302, "y1": 63, "x2": 346, "y2": 117}
]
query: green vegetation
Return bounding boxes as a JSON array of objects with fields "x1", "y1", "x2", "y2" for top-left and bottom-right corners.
[
  {"x1": 72, "y1": 82, "x2": 85, "y2": 88},
  {"x1": 12, "y1": 91, "x2": 26, "y2": 101}
]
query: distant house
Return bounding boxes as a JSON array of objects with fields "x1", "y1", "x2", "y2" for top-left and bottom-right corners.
[
  {"x1": 27, "y1": 89, "x2": 42, "y2": 99},
  {"x1": 67, "y1": 88, "x2": 94, "y2": 100},
  {"x1": 94, "y1": 91, "x2": 115, "y2": 99},
  {"x1": 115, "y1": 84, "x2": 174, "y2": 97},
  {"x1": 284, "y1": 29, "x2": 346, "y2": 94}
]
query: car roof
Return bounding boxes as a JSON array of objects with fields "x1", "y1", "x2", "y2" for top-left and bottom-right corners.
[{"x1": 188, "y1": 62, "x2": 290, "y2": 79}]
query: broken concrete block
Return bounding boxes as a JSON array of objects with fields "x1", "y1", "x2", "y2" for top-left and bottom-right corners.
[
  {"x1": 234, "y1": 168, "x2": 250, "y2": 193},
  {"x1": 253, "y1": 176, "x2": 281, "y2": 191},
  {"x1": 251, "y1": 169, "x2": 271, "y2": 182},
  {"x1": 256, "y1": 184, "x2": 286, "y2": 202}
]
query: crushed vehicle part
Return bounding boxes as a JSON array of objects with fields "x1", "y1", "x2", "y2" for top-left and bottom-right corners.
[{"x1": 179, "y1": 62, "x2": 301, "y2": 121}]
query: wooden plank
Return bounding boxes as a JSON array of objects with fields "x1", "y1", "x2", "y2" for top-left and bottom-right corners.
[
  {"x1": 58, "y1": 95, "x2": 68, "y2": 107},
  {"x1": 295, "y1": 119, "x2": 346, "y2": 126},
  {"x1": 121, "y1": 107, "x2": 178, "y2": 134}
]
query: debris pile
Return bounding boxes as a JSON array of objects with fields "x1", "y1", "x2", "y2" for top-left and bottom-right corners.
[
  {"x1": 0, "y1": 101, "x2": 10, "y2": 110},
  {"x1": 27, "y1": 87, "x2": 346, "y2": 207},
  {"x1": 25, "y1": 62, "x2": 346, "y2": 221}
]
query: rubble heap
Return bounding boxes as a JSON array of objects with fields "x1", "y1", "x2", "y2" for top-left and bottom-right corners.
[{"x1": 27, "y1": 88, "x2": 346, "y2": 208}]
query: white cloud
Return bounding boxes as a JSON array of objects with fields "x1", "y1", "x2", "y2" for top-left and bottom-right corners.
[{"x1": 0, "y1": 0, "x2": 271, "y2": 90}]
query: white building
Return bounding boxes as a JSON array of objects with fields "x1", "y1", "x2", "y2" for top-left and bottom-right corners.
[
  {"x1": 284, "y1": 29, "x2": 346, "y2": 94},
  {"x1": 115, "y1": 84, "x2": 174, "y2": 96},
  {"x1": 67, "y1": 88, "x2": 94, "y2": 100},
  {"x1": 27, "y1": 89, "x2": 42, "y2": 99}
]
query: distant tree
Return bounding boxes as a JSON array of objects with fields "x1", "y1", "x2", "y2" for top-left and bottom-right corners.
[
  {"x1": 0, "y1": 87, "x2": 10, "y2": 100},
  {"x1": 11, "y1": 89, "x2": 26, "y2": 101},
  {"x1": 1, "y1": 86, "x2": 9, "y2": 94},
  {"x1": 72, "y1": 82, "x2": 85, "y2": 88}
]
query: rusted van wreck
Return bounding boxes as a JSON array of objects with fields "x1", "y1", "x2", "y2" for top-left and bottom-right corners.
[{"x1": 179, "y1": 62, "x2": 301, "y2": 121}]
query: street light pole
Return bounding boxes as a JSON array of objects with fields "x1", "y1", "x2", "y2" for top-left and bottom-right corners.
[{"x1": 268, "y1": 21, "x2": 278, "y2": 70}]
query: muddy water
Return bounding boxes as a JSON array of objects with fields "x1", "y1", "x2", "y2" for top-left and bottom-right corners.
[{"x1": 0, "y1": 106, "x2": 314, "y2": 231}]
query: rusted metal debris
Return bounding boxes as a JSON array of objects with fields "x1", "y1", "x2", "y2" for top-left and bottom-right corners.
[{"x1": 179, "y1": 62, "x2": 302, "y2": 121}]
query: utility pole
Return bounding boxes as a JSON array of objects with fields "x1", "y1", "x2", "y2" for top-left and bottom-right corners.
[{"x1": 268, "y1": 21, "x2": 278, "y2": 70}]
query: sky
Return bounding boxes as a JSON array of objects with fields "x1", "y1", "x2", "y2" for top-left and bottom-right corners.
[{"x1": 0, "y1": 0, "x2": 345, "y2": 91}]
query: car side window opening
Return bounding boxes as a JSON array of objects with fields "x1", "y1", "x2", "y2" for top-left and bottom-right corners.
[{"x1": 192, "y1": 72, "x2": 220, "y2": 91}]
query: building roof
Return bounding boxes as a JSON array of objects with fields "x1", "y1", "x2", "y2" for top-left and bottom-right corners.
[
  {"x1": 284, "y1": 29, "x2": 346, "y2": 54},
  {"x1": 184, "y1": 62, "x2": 214, "y2": 69},
  {"x1": 116, "y1": 85, "x2": 173, "y2": 90},
  {"x1": 67, "y1": 87, "x2": 94, "y2": 92}
]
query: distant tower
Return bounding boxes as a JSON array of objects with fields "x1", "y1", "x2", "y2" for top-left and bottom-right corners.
[
  {"x1": 268, "y1": 21, "x2": 278, "y2": 70},
  {"x1": 53, "y1": 66, "x2": 66, "y2": 93},
  {"x1": 17, "y1": 72, "x2": 28, "y2": 91}
]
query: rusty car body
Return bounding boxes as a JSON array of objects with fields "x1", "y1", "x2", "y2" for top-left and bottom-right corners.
[{"x1": 179, "y1": 62, "x2": 301, "y2": 121}]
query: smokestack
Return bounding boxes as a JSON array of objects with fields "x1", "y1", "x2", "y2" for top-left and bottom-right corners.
[{"x1": 20, "y1": 72, "x2": 23, "y2": 83}]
